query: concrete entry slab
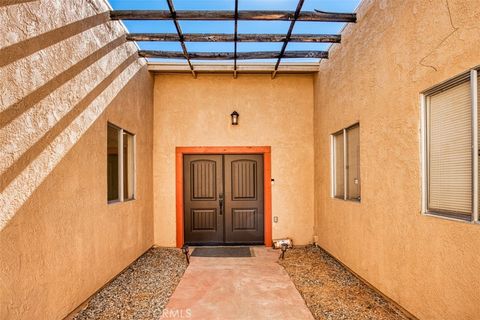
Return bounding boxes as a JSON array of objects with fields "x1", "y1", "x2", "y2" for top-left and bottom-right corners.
[{"x1": 161, "y1": 247, "x2": 314, "y2": 320}]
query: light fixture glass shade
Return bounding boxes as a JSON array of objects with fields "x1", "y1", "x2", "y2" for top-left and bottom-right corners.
[{"x1": 230, "y1": 111, "x2": 239, "y2": 125}]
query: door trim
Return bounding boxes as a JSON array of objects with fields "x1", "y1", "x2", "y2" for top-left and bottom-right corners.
[{"x1": 176, "y1": 146, "x2": 272, "y2": 248}]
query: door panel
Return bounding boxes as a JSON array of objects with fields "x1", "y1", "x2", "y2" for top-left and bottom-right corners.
[
  {"x1": 184, "y1": 155, "x2": 223, "y2": 244},
  {"x1": 232, "y1": 209, "x2": 257, "y2": 230},
  {"x1": 191, "y1": 160, "x2": 217, "y2": 200},
  {"x1": 224, "y1": 155, "x2": 264, "y2": 244},
  {"x1": 231, "y1": 160, "x2": 257, "y2": 200},
  {"x1": 191, "y1": 209, "x2": 217, "y2": 231}
]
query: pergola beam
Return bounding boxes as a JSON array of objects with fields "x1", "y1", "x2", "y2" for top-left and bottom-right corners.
[
  {"x1": 138, "y1": 50, "x2": 328, "y2": 60},
  {"x1": 147, "y1": 62, "x2": 320, "y2": 74},
  {"x1": 126, "y1": 33, "x2": 341, "y2": 43},
  {"x1": 234, "y1": 0, "x2": 238, "y2": 78},
  {"x1": 110, "y1": 10, "x2": 356, "y2": 22},
  {"x1": 166, "y1": 0, "x2": 195, "y2": 78},
  {"x1": 272, "y1": 0, "x2": 304, "y2": 79}
]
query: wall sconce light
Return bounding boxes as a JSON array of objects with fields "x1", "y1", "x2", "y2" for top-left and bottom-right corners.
[{"x1": 230, "y1": 111, "x2": 239, "y2": 125}]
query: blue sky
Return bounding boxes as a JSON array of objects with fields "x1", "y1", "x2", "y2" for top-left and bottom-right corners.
[{"x1": 108, "y1": 0, "x2": 362, "y2": 63}]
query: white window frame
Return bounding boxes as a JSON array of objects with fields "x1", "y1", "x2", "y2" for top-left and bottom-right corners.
[
  {"x1": 421, "y1": 68, "x2": 479, "y2": 223},
  {"x1": 107, "y1": 122, "x2": 136, "y2": 204},
  {"x1": 331, "y1": 123, "x2": 361, "y2": 202}
]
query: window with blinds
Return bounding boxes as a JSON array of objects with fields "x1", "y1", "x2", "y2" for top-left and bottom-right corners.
[
  {"x1": 107, "y1": 123, "x2": 136, "y2": 203},
  {"x1": 346, "y1": 125, "x2": 361, "y2": 201},
  {"x1": 333, "y1": 131, "x2": 345, "y2": 199},
  {"x1": 423, "y1": 69, "x2": 479, "y2": 222},
  {"x1": 332, "y1": 124, "x2": 361, "y2": 202}
]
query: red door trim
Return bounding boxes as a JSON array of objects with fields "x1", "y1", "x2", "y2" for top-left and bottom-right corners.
[{"x1": 176, "y1": 146, "x2": 272, "y2": 248}]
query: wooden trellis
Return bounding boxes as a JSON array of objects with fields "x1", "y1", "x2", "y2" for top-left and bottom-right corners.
[{"x1": 110, "y1": 0, "x2": 357, "y2": 78}]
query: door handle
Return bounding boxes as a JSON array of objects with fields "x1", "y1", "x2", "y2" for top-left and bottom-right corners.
[{"x1": 219, "y1": 193, "x2": 224, "y2": 215}]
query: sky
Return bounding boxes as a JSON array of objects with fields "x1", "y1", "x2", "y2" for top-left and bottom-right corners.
[{"x1": 107, "y1": 0, "x2": 362, "y2": 63}]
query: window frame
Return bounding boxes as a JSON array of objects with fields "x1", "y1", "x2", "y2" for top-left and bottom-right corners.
[
  {"x1": 421, "y1": 68, "x2": 479, "y2": 223},
  {"x1": 331, "y1": 123, "x2": 361, "y2": 203},
  {"x1": 107, "y1": 122, "x2": 136, "y2": 204}
]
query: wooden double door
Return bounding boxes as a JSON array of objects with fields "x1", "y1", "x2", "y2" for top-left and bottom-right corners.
[{"x1": 184, "y1": 154, "x2": 264, "y2": 245}]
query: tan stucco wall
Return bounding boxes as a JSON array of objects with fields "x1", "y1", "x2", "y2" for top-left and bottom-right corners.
[
  {"x1": 314, "y1": 0, "x2": 480, "y2": 319},
  {"x1": 153, "y1": 74, "x2": 314, "y2": 247},
  {"x1": 0, "y1": 70, "x2": 154, "y2": 320},
  {"x1": 0, "y1": 1, "x2": 154, "y2": 319}
]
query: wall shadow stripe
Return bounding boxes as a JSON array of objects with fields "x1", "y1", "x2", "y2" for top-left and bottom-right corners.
[
  {"x1": 0, "y1": 0, "x2": 37, "y2": 7},
  {"x1": 0, "y1": 36, "x2": 126, "y2": 129},
  {"x1": 0, "y1": 12, "x2": 110, "y2": 68},
  {"x1": 0, "y1": 53, "x2": 138, "y2": 193}
]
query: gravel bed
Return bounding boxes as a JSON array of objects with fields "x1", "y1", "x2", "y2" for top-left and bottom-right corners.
[
  {"x1": 278, "y1": 246, "x2": 411, "y2": 320},
  {"x1": 72, "y1": 248, "x2": 187, "y2": 320}
]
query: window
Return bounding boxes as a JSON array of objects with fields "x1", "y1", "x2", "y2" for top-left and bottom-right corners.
[
  {"x1": 422, "y1": 69, "x2": 479, "y2": 222},
  {"x1": 333, "y1": 131, "x2": 345, "y2": 199},
  {"x1": 107, "y1": 123, "x2": 135, "y2": 203},
  {"x1": 123, "y1": 131, "x2": 135, "y2": 200},
  {"x1": 332, "y1": 123, "x2": 361, "y2": 201},
  {"x1": 107, "y1": 125, "x2": 120, "y2": 202}
]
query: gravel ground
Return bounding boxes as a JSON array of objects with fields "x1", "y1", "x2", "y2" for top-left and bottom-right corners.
[
  {"x1": 278, "y1": 246, "x2": 411, "y2": 320},
  {"x1": 72, "y1": 248, "x2": 187, "y2": 320}
]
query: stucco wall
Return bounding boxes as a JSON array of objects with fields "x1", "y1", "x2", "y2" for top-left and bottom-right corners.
[
  {"x1": 0, "y1": 1, "x2": 154, "y2": 319},
  {"x1": 153, "y1": 74, "x2": 314, "y2": 247},
  {"x1": 314, "y1": 0, "x2": 480, "y2": 319}
]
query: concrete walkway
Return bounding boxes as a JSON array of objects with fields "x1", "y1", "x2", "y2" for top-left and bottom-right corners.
[{"x1": 161, "y1": 247, "x2": 314, "y2": 320}]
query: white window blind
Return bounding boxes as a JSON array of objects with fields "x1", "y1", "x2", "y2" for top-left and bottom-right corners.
[
  {"x1": 332, "y1": 124, "x2": 360, "y2": 202},
  {"x1": 346, "y1": 125, "x2": 360, "y2": 201},
  {"x1": 334, "y1": 132, "x2": 345, "y2": 198},
  {"x1": 427, "y1": 80, "x2": 472, "y2": 215}
]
